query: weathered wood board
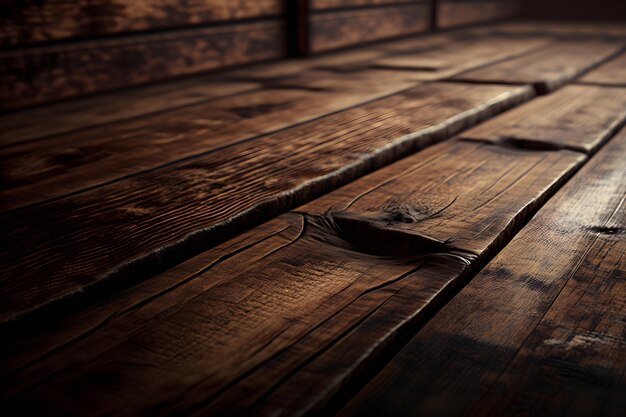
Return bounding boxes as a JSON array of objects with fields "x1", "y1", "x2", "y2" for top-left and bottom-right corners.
[
  {"x1": 309, "y1": 3, "x2": 431, "y2": 53},
  {"x1": 438, "y1": 0, "x2": 522, "y2": 29},
  {"x1": 578, "y1": 52, "x2": 626, "y2": 86},
  {"x1": 0, "y1": 68, "x2": 426, "y2": 211},
  {"x1": 0, "y1": 0, "x2": 285, "y2": 46},
  {"x1": 0, "y1": 78, "x2": 260, "y2": 147},
  {"x1": 455, "y1": 40, "x2": 625, "y2": 93},
  {"x1": 0, "y1": 20, "x2": 286, "y2": 111},
  {"x1": 460, "y1": 85, "x2": 626, "y2": 153},
  {"x1": 371, "y1": 36, "x2": 548, "y2": 80},
  {"x1": 339, "y1": 125, "x2": 626, "y2": 417},
  {"x1": 0, "y1": 82, "x2": 531, "y2": 330},
  {"x1": 2, "y1": 138, "x2": 584, "y2": 417}
]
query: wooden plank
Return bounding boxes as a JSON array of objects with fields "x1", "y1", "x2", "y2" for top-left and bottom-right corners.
[
  {"x1": 482, "y1": 20, "x2": 626, "y2": 38},
  {"x1": 0, "y1": 0, "x2": 284, "y2": 46},
  {"x1": 0, "y1": 82, "x2": 532, "y2": 331},
  {"x1": 371, "y1": 36, "x2": 548, "y2": 80},
  {"x1": 438, "y1": 0, "x2": 522, "y2": 29},
  {"x1": 461, "y1": 85, "x2": 626, "y2": 154},
  {"x1": 0, "y1": 68, "x2": 425, "y2": 212},
  {"x1": 0, "y1": 78, "x2": 260, "y2": 147},
  {"x1": 578, "y1": 52, "x2": 626, "y2": 86},
  {"x1": 455, "y1": 39, "x2": 625, "y2": 93},
  {"x1": 311, "y1": 0, "x2": 410, "y2": 9},
  {"x1": 309, "y1": 3, "x2": 431, "y2": 53},
  {"x1": 0, "y1": 20, "x2": 286, "y2": 111},
  {"x1": 339, "y1": 126, "x2": 626, "y2": 417},
  {"x1": 2, "y1": 139, "x2": 585, "y2": 417}
]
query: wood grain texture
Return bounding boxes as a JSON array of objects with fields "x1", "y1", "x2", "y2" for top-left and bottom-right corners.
[
  {"x1": 482, "y1": 20, "x2": 626, "y2": 38},
  {"x1": 461, "y1": 85, "x2": 626, "y2": 154},
  {"x1": 0, "y1": 78, "x2": 260, "y2": 147},
  {"x1": 339, "y1": 125, "x2": 626, "y2": 417},
  {"x1": 0, "y1": 68, "x2": 425, "y2": 212},
  {"x1": 578, "y1": 52, "x2": 626, "y2": 86},
  {"x1": 0, "y1": 0, "x2": 284, "y2": 46},
  {"x1": 2, "y1": 139, "x2": 584, "y2": 417},
  {"x1": 371, "y1": 36, "x2": 548, "y2": 80},
  {"x1": 311, "y1": 0, "x2": 412, "y2": 9},
  {"x1": 0, "y1": 20, "x2": 286, "y2": 111},
  {"x1": 438, "y1": 0, "x2": 522, "y2": 29},
  {"x1": 309, "y1": 3, "x2": 431, "y2": 53},
  {"x1": 455, "y1": 39, "x2": 625, "y2": 93},
  {"x1": 0, "y1": 82, "x2": 532, "y2": 331}
]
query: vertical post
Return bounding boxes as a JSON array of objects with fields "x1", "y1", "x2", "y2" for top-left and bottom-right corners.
[
  {"x1": 431, "y1": 0, "x2": 439, "y2": 31},
  {"x1": 286, "y1": 0, "x2": 310, "y2": 57}
]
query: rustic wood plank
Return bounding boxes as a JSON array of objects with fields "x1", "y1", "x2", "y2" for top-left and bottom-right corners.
[
  {"x1": 2, "y1": 138, "x2": 584, "y2": 417},
  {"x1": 311, "y1": 0, "x2": 411, "y2": 9},
  {"x1": 0, "y1": 78, "x2": 260, "y2": 147},
  {"x1": 0, "y1": 82, "x2": 532, "y2": 331},
  {"x1": 0, "y1": 20, "x2": 286, "y2": 111},
  {"x1": 371, "y1": 36, "x2": 548, "y2": 80},
  {"x1": 309, "y1": 3, "x2": 431, "y2": 53},
  {"x1": 460, "y1": 85, "x2": 626, "y2": 154},
  {"x1": 339, "y1": 125, "x2": 626, "y2": 417},
  {"x1": 482, "y1": 20, "x2": 626, "y2": 38},
  {"x1": 0, "y1": 68, "x2": 425, "y2": 212},
  {"x1": 0, "y1": 0, "x2": 285, "y2": 46},
  {"x1": 578, "y1": 52, "x2": 626, "y2": 86},
  {"x1": 455, "y1": 39, "x2": 625, "y2": 93},
  {"x1": 438, "y1": 0, "x2": 522, "y2": 29}
]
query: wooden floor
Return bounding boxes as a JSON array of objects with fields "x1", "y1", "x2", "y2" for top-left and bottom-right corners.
[{"x1": 1, "y1": 21, "x2": 625, "y2": 417}]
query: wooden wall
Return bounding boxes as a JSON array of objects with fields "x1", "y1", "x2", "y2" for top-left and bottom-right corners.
[
  {"x1": 1, "y1": 0, "x2": 529, "y2": 111},
  {"x1": 0, "y1": 1, "x2": 288, "y2": 111},
  {"x1": 438, "y1": 0, "x2": 522, "y2": 29},
  {"x1": 305, "y1": 0, "x2": 432, "y2": 54}
]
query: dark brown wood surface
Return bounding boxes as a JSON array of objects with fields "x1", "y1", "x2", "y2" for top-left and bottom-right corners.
[
  {"x1": 0, "y1": 0, "x2": 285, "y2": 46},
  {"x1": 0, "y1": 82, "x2": 531, "y2": 331},
  {"x1": 308, "y1": 3, "x2": 431, "y2": 53},
  {"x1": 311, "y1": 0, "x2": 410, "y2": 9},
  {"x1": 0, "y1": 78, "x2": 260, "y2": 147},
  {"x1": 438, "y1": 0, "x2": 522, "y2": 29},
  {"x1": 455, "y1": 39, "x2": 625, "y2": 93},
  {"x1": 578, "y1": 52, "x2": 626, "y2": 86},
  {"x1": 339, "y1": 125, "x2": 626, "y2": 417},
  {"x1": 371, "y1": 36, "x2": 548, "y2": 80},
  {"x1": 461, "y1": 85, "x2": 626, "y2": 153},
  {"x1": 0, "y1": 68, "x2": 425, "y2": 211},
  {"x1": 0, "y1": 20, "x2": 286, "y2": 111},
  {"x1": 2, "y1": 138, "x2": 584, "y2": 417}
]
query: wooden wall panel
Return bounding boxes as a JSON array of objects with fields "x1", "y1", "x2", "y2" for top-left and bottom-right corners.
[
  {"x1": 438, "y1": 0, "x2": 522, "y2": 29},
  {"x1": 308, "y1": 2, "x2": 431, "y2": 53},
  {"x1": 0, "y1": 21, "x2": 286, "y2": 111},
  {"x1": 0, "y1": 0, "x2": 285, "y2": 46}
]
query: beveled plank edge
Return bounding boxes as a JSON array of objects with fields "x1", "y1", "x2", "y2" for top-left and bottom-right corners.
[{"x1": 0, "y1": 84, "x2": 534, "y2": 337}]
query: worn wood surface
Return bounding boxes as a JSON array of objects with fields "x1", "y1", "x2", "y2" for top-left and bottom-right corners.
[
  {"x1": 578, "y1": 52, "x2": 626, "y2": 86},
  {"x1": 0, "y1": 78, "x2": 260, "y2": 147},
  {"x1": 0, "y1": 0, "x2": 285, "y2": 46},
  {"x1": 371, "y1": 36, "x2": 548, "y2": 80},
  {"x1": 309, "y1": 3, "x2": 431, "y2": 53},
  {"x1": 339, "y1": 126, "x2": 626, "y2": 417},
  {"x1": 0, "y1": 68, "x2": 426, "y2": 211},
  {"x1": 455, "y1": 39, "x2": 625, "y2": 93},
  {"x1": 460, "y1": 85, "x2": 626, "y2": 153},
  {"x1": 2, "y1": 138, "x2": 584, "y2": 417},
  {"x1": 0, "y1": 20, "x2": 286, "y2": 111},
  {"x1": 438, "y1": 0, "x2": 522, "y2": 29},
  {"x1": 0, "y1": 82, "x2": 531, "y2": 331},
  {"x1": 311, "y1": 0, "x2": 411, "y2": 9}
]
